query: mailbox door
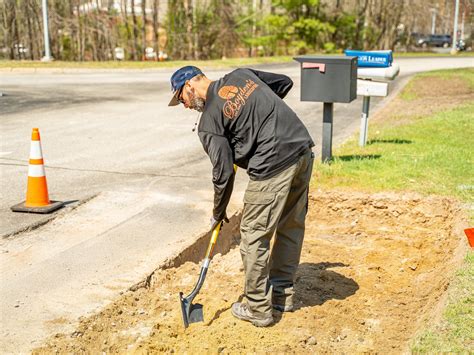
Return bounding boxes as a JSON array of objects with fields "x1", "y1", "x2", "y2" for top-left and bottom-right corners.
[{"x1": 296, "y1": 56, "x2": 357, "y2": 103}]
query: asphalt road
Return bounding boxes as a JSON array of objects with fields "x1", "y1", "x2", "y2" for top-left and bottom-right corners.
[{"x1": 0, "y1": 57, "x2": 473, "y2": 352}]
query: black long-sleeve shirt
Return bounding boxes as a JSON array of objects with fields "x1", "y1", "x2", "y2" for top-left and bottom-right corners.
[{"x1": 198, "y1": 68, "x2": 314, "y2": 220}]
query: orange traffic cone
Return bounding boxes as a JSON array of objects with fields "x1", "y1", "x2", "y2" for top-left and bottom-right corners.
[{"x1": 11, "y1": 128, "x2": 63, "y2": 214}]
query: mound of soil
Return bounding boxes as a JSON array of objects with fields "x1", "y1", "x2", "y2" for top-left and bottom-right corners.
[{"x1": 34, "y1": 191, "x2": 467, "y2": 353}]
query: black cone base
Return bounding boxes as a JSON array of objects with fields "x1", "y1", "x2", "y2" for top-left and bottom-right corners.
[{"x1": 11, "y1": 200, "x2": 64, "y2": 214}]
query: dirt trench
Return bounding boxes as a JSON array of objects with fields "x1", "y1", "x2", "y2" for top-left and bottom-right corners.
[{"x1": 34, "y1": 190, "x2": 467, "y2": 354}]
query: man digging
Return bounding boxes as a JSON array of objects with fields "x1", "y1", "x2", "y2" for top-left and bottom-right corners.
[{"x1": 169, "y1": 66, "x2": 314, "y2": 327}]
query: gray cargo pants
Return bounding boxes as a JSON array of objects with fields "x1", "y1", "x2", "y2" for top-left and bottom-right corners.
[{"x1": 239, "y1": 150, "x2": 314, "y2": 317}]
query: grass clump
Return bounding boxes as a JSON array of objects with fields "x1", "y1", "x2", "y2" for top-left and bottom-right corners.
[{"x1": 412, "y1": 252, "x2": 474, "y2": 352}]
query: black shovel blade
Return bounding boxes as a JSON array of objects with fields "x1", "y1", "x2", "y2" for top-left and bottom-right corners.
[
  {"x1": 179, "y1": 292, "x2": 204, "y2": 328},
  {"x1": 188, "y1": 303, "x2": 204, "y2": 323}
]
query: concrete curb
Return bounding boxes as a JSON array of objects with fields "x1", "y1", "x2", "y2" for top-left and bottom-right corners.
[
  {"x1": 129, "y1": 211, "x2": 242, "y2": 292},
  {"x1": 1, "y1": 195, "x2": 97, "y2": 240}
]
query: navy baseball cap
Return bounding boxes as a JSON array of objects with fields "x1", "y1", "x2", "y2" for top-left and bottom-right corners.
[{"x1": 168, "y1": 66, "x2": 203, "y2": 106}]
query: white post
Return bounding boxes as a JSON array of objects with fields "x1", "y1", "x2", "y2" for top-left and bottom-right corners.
[
  {"x1": 430, "y1": 9, "x2": 437, "y2": 35},
  {"x1": 451, "y1": 0, "x2": 460, "y2": 54},
  {"x1": 359, "y1": 96, "x2": 371, "y2": 147},
  {"x1": 41, "y1": 0, "x2": 53, "y2": 61}
]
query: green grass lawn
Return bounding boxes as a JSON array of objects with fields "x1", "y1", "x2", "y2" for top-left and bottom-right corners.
[
  {"x1": 0, "y1": 51, "x2": 472, "y2": 69},
  {"x1": 313, "y1": 102, "x2": 474, "y2": 204},
  {"x1": 393, "y1": 51, "x2": 474, "y2": 58},
  {"x1": 312, "y1": 68, "x2": 473, "y2": 352},
  {"x1": 0, "y1": 56, "x2": 295, "y2": 69},
  {"x1": 412, "y1": 252, "x2": 474, "y2": 352}
]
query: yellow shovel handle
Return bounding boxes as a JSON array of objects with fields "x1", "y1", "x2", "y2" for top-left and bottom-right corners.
[{"x1": 205, "y1": 165, "x2": 237, "y2": 258}]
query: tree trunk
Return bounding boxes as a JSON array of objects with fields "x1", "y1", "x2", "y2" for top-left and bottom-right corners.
[
  {"x1": 121, "y1": 0, "x2": 132, "y2": 60},
  {"x1": 142, "y1": 0, "x2": 147, "y2": 56},
  {"x1": 184, "y1": 0, "x2": 193, "y2": 59},
  {"x1": 24, "y1": 0, "x2": 34, "y2": 59},
  {"x1": 251, "y1": 0, "x2": 256, "y2": 56},
  {"x1": 1, "y1": 2, "x2": 8, "y2": 57},
  {"x1": 362, "y1": 0, "x2": 372, "y2": 49},
  {"x1": 13, "y1": 1, "x2": 20, "y2": 59},
  {"x1": 67, "y1": 0, "x2": 76, "y2": 61},
  {"x1": 193, "y1": 0, "x2": 198, "y2": 59},
  {"x1": 131, "y1": 0, "x2": 139, "y2": 60},
  {"x1": 31, "y1": 0, "x2": 43, "y2": 59},
  {"x1": 76, "y1": 0, "x2": 84, "y2": 61},
  {"x1": 4, "y1": 0, "x2": 15, "y2": 59},
  {"x1": 152, "y1": 0, "x2": 159, "y2": 53}
]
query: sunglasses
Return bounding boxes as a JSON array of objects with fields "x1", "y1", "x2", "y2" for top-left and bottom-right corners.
[
  {"x1": 178, "y1": 80, "x2": 193, "y2": 105},
  {"x1": 177, "y1": 87, "x2": 185, "y2": 105}
]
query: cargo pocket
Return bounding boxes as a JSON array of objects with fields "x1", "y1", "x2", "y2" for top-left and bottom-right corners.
[{"x1": 241, "y1": 190, "x2": 276, "y2": 232}]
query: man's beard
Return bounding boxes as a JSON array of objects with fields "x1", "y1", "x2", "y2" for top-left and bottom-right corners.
[
  {"x1": 188, "y1": 89, "x2": 205, "y2": 112},
  {"x1": 190, "y1": 96, "x2": 205, "y2": 112}
]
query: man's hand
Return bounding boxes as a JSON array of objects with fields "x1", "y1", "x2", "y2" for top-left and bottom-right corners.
[{"x1": 210, "y1": 215, "x2": 229, "y2": 232}]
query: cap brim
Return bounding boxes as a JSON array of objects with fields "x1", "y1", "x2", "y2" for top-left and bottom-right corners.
[{"x1": 168, "y1": 90, "x2": 180, "y2": 106}]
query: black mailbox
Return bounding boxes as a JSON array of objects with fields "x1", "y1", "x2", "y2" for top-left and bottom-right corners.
[
  {"x1": 293, "y1": 55, "x2": 358, "y2": 162},
  {"x1": 294, "y1": 55, "x2": 357, "y2": 103}
]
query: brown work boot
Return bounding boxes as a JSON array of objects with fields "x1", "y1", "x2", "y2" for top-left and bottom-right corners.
[{"x1": 231, "y1": 302, "x2": 273, "y2": 327}]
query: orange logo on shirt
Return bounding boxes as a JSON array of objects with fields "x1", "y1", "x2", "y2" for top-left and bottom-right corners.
[
  {"x1": 218, "y1": 86, "x2": 238, "y2": 100},
  {"x1": 220, "y1": 80, "x2": 259, "y2": 120}
]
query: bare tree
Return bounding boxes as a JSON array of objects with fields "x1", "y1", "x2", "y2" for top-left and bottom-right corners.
[
  {"x1": 152, "y1": 0, "x2": 160, "y2": 53},
  {"x1": 1, "y1": 0, "x2": 471, "y2": 61},
  {"x1": 131, "y1": 0, "x2": 139, "y2": 59},
  {"x1": 142, "y1": 0, "x2": 147, "y2": 57}
]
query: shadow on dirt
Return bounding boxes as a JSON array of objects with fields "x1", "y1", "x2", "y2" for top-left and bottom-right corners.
[
  {"x1": 295, "y1": 262, "x2": 359, "y2": 308},
  {"x1": 207, "y1": 262, "x2": 358, "y2": 327},
  {"x1": 272, "y1": 262, "x2": 359, "y2": 324}
]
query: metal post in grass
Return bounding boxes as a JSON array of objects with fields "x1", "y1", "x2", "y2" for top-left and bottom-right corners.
[
  {"x1": 41, "y1": 0, "x2": 53, "y2": 62},
  {"x1": 359, "y1": 96, "x2": 371, "y2": 147},
  {"x1": 322, "y1": 103, "x2": 334, "y2": 162}
]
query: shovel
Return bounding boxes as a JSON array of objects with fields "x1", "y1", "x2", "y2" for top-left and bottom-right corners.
[{"x1": 179, "y1": 220, "x2": 223, "y2": 328}]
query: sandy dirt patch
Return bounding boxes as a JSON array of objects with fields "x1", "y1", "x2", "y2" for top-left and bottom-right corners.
[{"x1": 34, "y1": 191, "x2": 467, "y2": 354}]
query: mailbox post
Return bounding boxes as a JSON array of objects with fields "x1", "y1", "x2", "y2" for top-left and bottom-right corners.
[
  {"x1": 294, "y1": 55, "x2": 357, "y2": 162},
  {"x1": 356, "y1": 63, "x2": 400, "y2": 146},
  {"x1": 346, "y1": 49, "x2": 400, "y2": 147},
  {"x1": 322, "y1": 102, "x2": 334, "y2": 161},
  {"x1": 359, "y1": 96, "x2": 371, "y2": 146}
]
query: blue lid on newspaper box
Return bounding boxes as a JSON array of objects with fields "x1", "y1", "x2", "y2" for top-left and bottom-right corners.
[{"x1": 344, "y1": 50, "x2": 392, "y2": 68}]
